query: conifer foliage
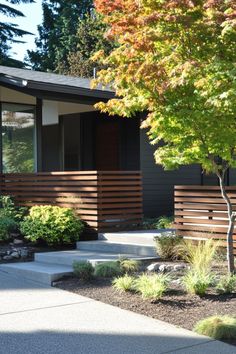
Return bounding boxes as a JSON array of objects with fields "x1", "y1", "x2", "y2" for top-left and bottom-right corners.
[
  {"x1": 0, "y1": 0, "x2": 34, "y2": 67},
  {"x1": 27, "y1": 0, "x2": 93, "y2": 72}
]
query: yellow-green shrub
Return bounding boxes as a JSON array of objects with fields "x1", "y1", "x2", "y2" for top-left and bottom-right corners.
[{"x1": 20, "y1": 205, "x2": 84, "y2": 245}]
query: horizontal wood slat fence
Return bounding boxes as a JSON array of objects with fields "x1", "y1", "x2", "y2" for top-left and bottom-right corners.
[
  {"x1": 0, "y1": 171, "x2": 143, "y2": 233},
  {"x1": 175, "y1": 185, "x2": 236, "y2": 254}
]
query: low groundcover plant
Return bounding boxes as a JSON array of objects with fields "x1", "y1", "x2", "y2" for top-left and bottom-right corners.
[
  {"x1": 73, "y1": 261, "x2": 94, "y2": 281},
  {"x1": 94, "y1": 261, "x2": 122, "y2": 278},
  {"x1": 182, "y1": 269, "x2": 214, "y2": 297},
  {"x1": 216, "y1": 274, "x2": 236, "y2": 294},
  {"x1": 112, "y1": 274, "x2": 135, "y2": 292},
  {"x1": 135, "y1": 273, "x2": 170, "y2": 301},
  {"x1": 194, "y1": 316, "x2": 236, "y2": 340}
]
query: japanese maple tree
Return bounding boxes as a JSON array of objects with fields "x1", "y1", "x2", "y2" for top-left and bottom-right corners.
[{"x1": 94, "y1": 0, "x2": 236, "y2": 272}]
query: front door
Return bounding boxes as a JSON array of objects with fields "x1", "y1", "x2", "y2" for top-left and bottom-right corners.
[{"x1": 96, "y1": 119, "x2": 120, "y2": 171}]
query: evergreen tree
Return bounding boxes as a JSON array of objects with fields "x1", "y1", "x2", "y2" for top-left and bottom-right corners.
[
  {"x1": 27, "y1": 0, "x2": 93, "y2": 72},
  {"x1": 0, "y1": 0, "x2": 34, "y2": 67},
  {"x1": 60, "y1": 12, "x2": 114, "y2": 78}
]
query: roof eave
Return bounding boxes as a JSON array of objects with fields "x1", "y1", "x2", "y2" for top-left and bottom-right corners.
[{"x1": 0, "y1": 75, "x2": 115, "y2": 101}]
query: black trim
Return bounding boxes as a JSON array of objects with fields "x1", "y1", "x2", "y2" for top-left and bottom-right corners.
[
  {"x1": 59, "y1": 115, "x2": 64, "y2": 171},
  {"x1": 36, "y1": 98, "x2": 43, "y2": 172},
  {"x1": 200, "y1": 166, "x2": 204, "y2": 186},
  {"x1": 0, "y1": 79, "x2": 114, "y2": 104},
  {"x1": 0, "y1": 102, "x2": 2, "y2": 173}
]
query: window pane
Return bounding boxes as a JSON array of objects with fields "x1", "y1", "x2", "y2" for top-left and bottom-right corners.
[{"x1": 2, "y1": 104, "x2": 36, "y2": 173}]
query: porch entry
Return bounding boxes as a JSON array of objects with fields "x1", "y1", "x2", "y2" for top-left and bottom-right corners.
[
  {"x1": 95, "y1": 119, "x2": 120, "y2": 171},
  {"x1": 62, "y1": 112, "x2": 140, "y2": 172}
]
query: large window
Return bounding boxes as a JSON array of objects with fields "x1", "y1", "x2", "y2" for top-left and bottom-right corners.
[{"x1": 1, "y1": 103, "x2": 36, "y2": 173}]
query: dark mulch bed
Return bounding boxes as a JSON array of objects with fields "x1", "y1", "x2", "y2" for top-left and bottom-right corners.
[
  {"x1": 55, "y1": 266, "x2": 236, "y2": 347},
  {"x1": 0, "y1": 242, "x2": 75, "y2": 264}
]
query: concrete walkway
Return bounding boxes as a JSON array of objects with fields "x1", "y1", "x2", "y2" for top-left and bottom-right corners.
[{"x1": 0, "y1": 271, "x2": 234, "y2": 354}]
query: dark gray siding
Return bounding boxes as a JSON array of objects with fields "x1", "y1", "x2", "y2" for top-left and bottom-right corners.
[
  {"x1": 120, "y1": 118, "x2": 140, "y2": 170},
  {"x1": 140, "y1": 129, "x2": 201, "y2": 217},
  {"x1": 229, "y1": 169, "x2": 236, "y2": 185},
  {"x1": 42, "y1": 124, "x2": 61, "y2": 171},
  {"x1": 64, "y1": 114, "x2": 81, "y2": 170},
  {"x1": 80, "y1": 112, "x2": 95, "y2": 170}
]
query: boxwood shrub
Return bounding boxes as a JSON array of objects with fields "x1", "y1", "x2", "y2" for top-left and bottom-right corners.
[{"x1": 20, "y1": 205, "x2": 84, "y2": 245}]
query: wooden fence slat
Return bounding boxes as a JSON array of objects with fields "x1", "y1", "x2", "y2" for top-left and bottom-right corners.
[
  {"x1": 0, "y1": 171, "x2": 143, "y2": 233},
  {"x1": 174, "y1": 185, "x2": 236, "y2": 251}
]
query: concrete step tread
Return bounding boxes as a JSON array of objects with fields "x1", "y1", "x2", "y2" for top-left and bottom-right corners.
[
  {"x1": 0, "y1": 261, "x2": 73, "y2": 274},
  {"x1": 35, "y1": 250, "x2": 158, "y2": 266},
  {"x1": 77, "y1": 240, "x2": 156, "y2": 248}
]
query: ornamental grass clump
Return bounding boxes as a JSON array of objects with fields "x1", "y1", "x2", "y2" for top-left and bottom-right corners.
[
  {"x1": 135, "y1": 273, "x2": 170, "y2": 301},
  {"x1": 175, "y1": 239, "x2": 219, "y2": 272},
  {"x1": 20, "y1": 205, "x2": 84, "y2": 245},
  {"x1": 119, "y1": 258, "x2": 139, "y2": 274},
  {"x1": 194, "y1": 316, "x2": 236, "y2": 340},
  {"x1": 216, "y1": 274, "x2": 236, "y2": 294},
  {"x1": 154, "y1": 232, "x2": 183, "y2": 260},
  {"x1": 182, "y1": 269, "x2": 214, "y2": 297},
  {"x1": 112, "y1": 274, "x2": 135, "y2": 292},
  {"x1": 180, "y1": 240, "x2": 217, "y2": 296},
  {"x1": 73, "y1": 261, "x2": 94, "y2": 281},
  {"x1": 94, "y1": 261, "x2": 122, "y2": 278}
]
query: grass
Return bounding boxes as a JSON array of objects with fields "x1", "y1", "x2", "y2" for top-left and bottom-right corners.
[
  {"x1": 174, "y1": 239, "x2": 218, "y2": 272},
  {"x1": 194, "y1": 316, "x2": 236, "y2": 340},
  {"x1": 182, "y1": 269, "x2": 214, "y2": 296},
  {"x1": 94, "y1": 261, "x2": 122, "y2": 278},
  {"x1": 119, "y1": 258, "x2": 139, "y2": 274},
  {"x1": 112, "y1": 274, "x2": 135, "y2": 292},
  {"x1": 216, "y1": 274, "x2": 236, "y2": 294},
  {"x1": 73, "y1": 261, "x2": 94, "y2": 281},
  {"x1": 154, "y1": 232, "x2": 183, "y2": 260},
  {"x1": 134, "y1": 273, "x2": 170, "y2": 301}
]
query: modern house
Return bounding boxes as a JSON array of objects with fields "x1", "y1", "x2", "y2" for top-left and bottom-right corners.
[{"x1": 1, "y1": 65, "x2": 236, "y2": 234}]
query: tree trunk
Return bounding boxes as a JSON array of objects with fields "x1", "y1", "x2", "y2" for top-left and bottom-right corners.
[{"x1": 218, "y1": 174, "x2": 235, "y2": 273}]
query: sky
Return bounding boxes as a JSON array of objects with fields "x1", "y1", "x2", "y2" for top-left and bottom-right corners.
[{"x1": 0, "y1": 0, "x2": 43, "y2": 61}]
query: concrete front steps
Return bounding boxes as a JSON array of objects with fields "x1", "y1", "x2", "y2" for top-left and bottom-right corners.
[
  {"x1": 0, "y1": 262, "x2": 73, "y2": 285},
  {"x1": 0, "y1": 230, "x2": 160, "y2": 286}
]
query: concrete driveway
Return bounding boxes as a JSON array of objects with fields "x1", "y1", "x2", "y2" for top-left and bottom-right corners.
[{"x1": 0, "y1": 270, "x2": 234, "y2": 354}]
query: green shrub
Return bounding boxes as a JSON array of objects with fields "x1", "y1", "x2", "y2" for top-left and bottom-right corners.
[
  {"x1": 135, "y1": 273, "x2": 170, "y2": 301},
  {"x1": 182, "y1": 270, "x2": 214, "y2": 296},
  {"x1": 175, "y1": 239, "x2": 218, "y2": 272},
  {"x1": 143, "y1": 216, "x2": 173, "y2": 230},
  {"x1": 112, "y1": 274, "x2": 135, "y2": 292},
  {"x1": 0, "y1": 195, "x2": 27, "y2": 223},
  {"x1": 194, "y1": 316, "x2": 236, "y2": 340},
  {"x1": 216, "y1": 274, "x2": 236, "y2": 294},
  {"x1": 119, "y1": 258, "x2": 139, "y2": 274},
  {"x1": 73, "y1": 261, "x2": 94, "y2": 281},
  {"x1": 0, "y1": 216, "x2": 17, "y2": 242},
  {"x1": 94, "y1": 261, "x2": 122, "y2": 278},
  {"x1": 20, "y1": 205, "x2": 84, "y2": 245},
  {"x1": 154, "y1": 232, "x2": 183, "y2": 260}
]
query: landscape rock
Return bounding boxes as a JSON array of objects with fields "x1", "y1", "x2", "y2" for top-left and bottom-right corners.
[
  {"x1": 3, "y1": 255, "x2": 13, "y2": 261},
  {"x1": 11, "y1": 251, "x2": 20, "y2": 259},
  {"x1": 19, "y1": 249, "x2": 29, "y2": 258},
  {"x1": 10, "y1": 232, "x2": 21, "y2": 239},
  {"x1": 173, "y1": 264, "x2": 187, "y2": 272},
  {"x1": 171, "y1": 279, "x2": 182, "y2": 285},
  {"x1": 159, "y1": 264, "x2": 173, "y2": 272},
  {"x1": 147, "y1": 263, "x2": 160, "y2": 272},
  {"x1": 13, "y1": 239, "x2": 24, "y2": 245}
]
